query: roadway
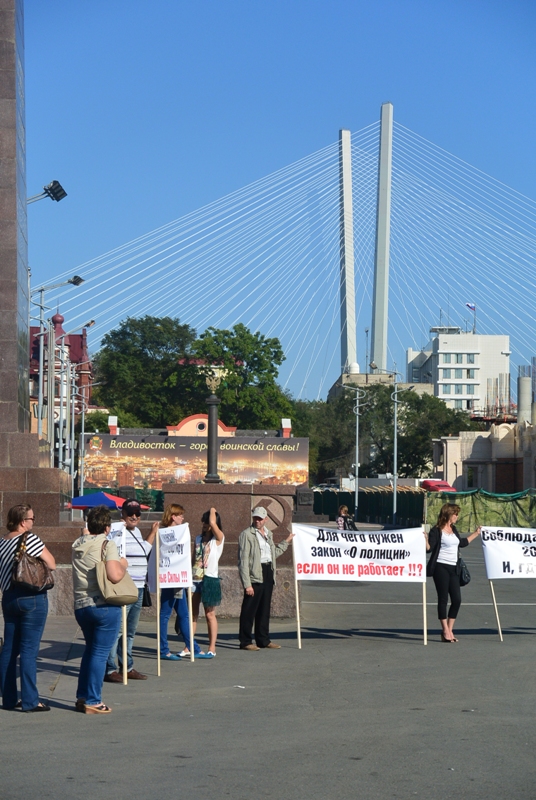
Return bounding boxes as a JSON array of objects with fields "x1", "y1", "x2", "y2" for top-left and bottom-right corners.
[{"x1": 1, "y1": 538, "x2": 535, "y2": 799}]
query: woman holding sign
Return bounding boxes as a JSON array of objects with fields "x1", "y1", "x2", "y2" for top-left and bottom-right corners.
[
  {"x1": 191, "y1": 508, "x2": 224, "y2": 658},
  {"x1": 155, "y1": 504, "x2": 205, "y2": 660},
  {"x1": 425, "y1": 503, "x2": 481, "y2": 642}
]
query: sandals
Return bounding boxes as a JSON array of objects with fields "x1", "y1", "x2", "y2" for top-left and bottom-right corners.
[
  {"x1": 82, "y1": 703, "x2": 112, "y2": 715},
  {"x1": 441, "y1": 633, "x2": 455, "y2": 643}
]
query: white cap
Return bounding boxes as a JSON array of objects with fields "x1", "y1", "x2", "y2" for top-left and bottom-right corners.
[{"x1": 252, "y1": 507, "x2": 267, "y2": 519}]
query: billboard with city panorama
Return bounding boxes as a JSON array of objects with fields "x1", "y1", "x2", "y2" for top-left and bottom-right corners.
[{"x1": 81, "y1": 434, "x2": 308, "y2": 489}]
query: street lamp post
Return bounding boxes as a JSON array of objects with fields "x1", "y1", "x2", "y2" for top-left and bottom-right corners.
[
  {"x1": 31, "y1": 275, "x2": 84, "y2": 438},
  {"x1": 56, "y1": 320, "x2": 95, "y2": 470},
  {"x1": 369, "y1": 361, "x2": 414, "y2": 526},
  {"x1": 339, "y1": 383, "x2": 368, "y2": 523}
]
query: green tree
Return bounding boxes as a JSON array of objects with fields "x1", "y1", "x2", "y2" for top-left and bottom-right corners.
[
  {"x1": 93, "y1": 316, "x2": 196, "y2": 426},
  {"x1": 291, "y1": 385, "x2": 485, "y2": 483},
  {"x1": 186, "y1": 323, "x2": 293, "y2": 429}
]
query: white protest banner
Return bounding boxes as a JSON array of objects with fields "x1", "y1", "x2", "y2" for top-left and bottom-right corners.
[
  {"x1": 481, "y1": 526, "x2": 536, "y2": 580},
  {"x1": 148, "y1": 523, "x2": 192, "y2": 591},
  {"x1": 292, "y1": 524, "x2": 426, "y2": 582},
  {"x1": 107, "y1": 521, "x2": 126, "y2": 557}
]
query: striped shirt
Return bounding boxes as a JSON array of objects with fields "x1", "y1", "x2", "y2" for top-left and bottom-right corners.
[
  {"x1": 107, "y1": 522, "x2": 151, "y2": 588},
  {"x1": 0, "y1": 532, "x2": 45, "y2": 592}
]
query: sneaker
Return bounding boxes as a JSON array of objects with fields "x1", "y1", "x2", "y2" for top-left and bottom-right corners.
[
  {"x1": 265, "y1": 643, "x2": 281, "y2": 649},
  {"x1": 196, "y1": 652, "x2": 215, "y2": 659},
  {"x1": 240, "y1": 644, "x2": 260, "y2": 651}
]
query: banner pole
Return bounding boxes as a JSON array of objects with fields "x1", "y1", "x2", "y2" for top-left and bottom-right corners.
[
  {"x1": 292, "y1": 538, "x2": 302, "y2": 649},
  {"x1": 187, "y1": 587, "x2": 194, "y2": 662},
  {"x1": 422, "y1": 581, "x2": 427, "y2": 646},
  {"x1": 122, "y1": 605, "x2": 128, "y2": 685},
  {"x1": 489, "y1": 579, "x2": 503, "y2": 642},
  {"x1": 156, "y1": 527, "x2": 161, "y2": 677}
]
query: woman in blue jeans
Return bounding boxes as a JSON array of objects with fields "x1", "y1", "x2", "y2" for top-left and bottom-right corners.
[
  {"x1": 0, "y1": 504, "x2": 56, "y2": 712},
  {"x1": 153, "y1": 504, "x2": 207, "y2": 660},
  {"x1": 72, "y1": 506, "x2": 128, "y2": 714}
]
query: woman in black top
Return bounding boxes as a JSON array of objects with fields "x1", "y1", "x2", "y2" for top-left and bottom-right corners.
[{"x1": 425, "y1": 502, "x2": 480, "y2": 642}]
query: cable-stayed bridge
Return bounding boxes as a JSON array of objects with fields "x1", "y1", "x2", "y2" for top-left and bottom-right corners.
[{"x1": 46, "y1": 107, "x2": 536, "y2": 401}]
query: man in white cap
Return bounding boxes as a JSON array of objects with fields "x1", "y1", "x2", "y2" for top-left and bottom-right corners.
[{"x1": 238, "y1": 506, "x2": 294, "y2": 651}]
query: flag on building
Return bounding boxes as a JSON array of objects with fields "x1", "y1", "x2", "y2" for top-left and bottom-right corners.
[{"x1": 466, "y1": 302, "x2": 476, "y2": 311}]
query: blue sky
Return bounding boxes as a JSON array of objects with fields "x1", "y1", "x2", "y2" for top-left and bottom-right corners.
[{"x1": 25, "y1": 1, "x2": 536, "y2": 395}]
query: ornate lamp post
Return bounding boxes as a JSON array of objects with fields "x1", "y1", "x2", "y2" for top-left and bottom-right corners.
[{"x1": 204, "y1": 372, "x2": 222, "y2": 483}]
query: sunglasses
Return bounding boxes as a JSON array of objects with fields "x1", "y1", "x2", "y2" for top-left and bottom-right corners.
[{"x1": 125, "y1": 511, "x2": 141, "y2": 517}]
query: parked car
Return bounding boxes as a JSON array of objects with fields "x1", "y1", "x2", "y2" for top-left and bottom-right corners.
[{"x1": 421, "y1": 479, "x2": 456, "y2": 492}]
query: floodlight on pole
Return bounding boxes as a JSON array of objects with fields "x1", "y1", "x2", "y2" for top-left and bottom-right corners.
[
  {"x1": 31, "y1": 275, "x2": 86, "y2": 439},
  {"x1": 27, "y1": 180, "x2": 68, "y2": 205}
]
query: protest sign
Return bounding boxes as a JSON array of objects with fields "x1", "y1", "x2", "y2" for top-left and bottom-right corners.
[
  {"x1": 107, "y1": 521, "x2": 126, "y2": 557},
  {"x1": 148, "y1": 523, "x2": 192, "y2": 591},
  {"x1": 481, "y1": 526, "x2": 536, "y2": 580},
  {"x1": 292, "y1": 524, "x2": 426, "y2": 582},
  {"x1": 291, "y1": 524, "x2": 428, "y2": 647}
]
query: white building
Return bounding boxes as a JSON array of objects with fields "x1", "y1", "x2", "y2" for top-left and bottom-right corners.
[{"x1": 407, "y1": 327, "x2": 510, "y2": 415}]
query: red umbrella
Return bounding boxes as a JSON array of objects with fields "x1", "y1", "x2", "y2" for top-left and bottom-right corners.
[{"x1": 102, "y1": 492, "x2": 151, "y2": 510}]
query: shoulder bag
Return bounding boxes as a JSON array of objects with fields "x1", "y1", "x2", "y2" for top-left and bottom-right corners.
[
  {"x1": 457, "y1": 557, "x2": 471, "y2": 587},
  {"x1": 130, "y1": 531, "x2": 152, "y2": 607},
  {"x1": 96, "y1": 540, "x2": 138, "y2": 606},
  {"x1": 11, "y1": 533, "x2": 54, "y2": 593}
]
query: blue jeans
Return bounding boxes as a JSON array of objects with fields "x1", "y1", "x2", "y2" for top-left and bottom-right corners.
[
  {"x1": 160, "y1": 588, "x2": 201, "y2": 655},
  {"x1": 0, "y1": 588, "x2": 48, "y2": 711},
  {"x1": 106, "y1": 588, "x2": 143, "y2": 673},
  {"x1": 75, "y1": 604, "x2": 122, "y2": 705}
]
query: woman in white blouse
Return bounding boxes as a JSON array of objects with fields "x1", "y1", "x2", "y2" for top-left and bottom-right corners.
[{"x1": 425, "y1": 503, "x2": 480, "y2": 642}]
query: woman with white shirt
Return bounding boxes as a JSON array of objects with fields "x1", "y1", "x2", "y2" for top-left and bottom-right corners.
[
  {"x1": 425, "y1": 503, "x2": 481, "y2": 642},
  {"x1": 191, "y1": 507, "x2": 224, "y2": 658}
]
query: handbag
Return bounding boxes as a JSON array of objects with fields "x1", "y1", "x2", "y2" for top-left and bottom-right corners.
[
  {"x1": 142, "y1": 583, "x2": 152, "y2": 608},
  {"x1": 458, "y1": 557, "x2": 471, "y2": 587},
  {"x1": 11, "y1": 533, "x2": 54, "y2": 593},
  {"x1": 130, "y1": 530, "x2": 152, "y2": 607},
  {"x1": 96, "y1": 541, "x2": 138, "y2": 606}
]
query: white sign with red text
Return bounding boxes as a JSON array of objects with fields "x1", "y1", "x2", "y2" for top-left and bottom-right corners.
[
  {"x1": 481, "y1": 525, "x2": 536, "y2": 580},
  {"x1": 147, "y1": 523, "x2": 192, "y2": 590},
  {"x1": 292, "y1": 524, "x2": 426, "y2": 582}
]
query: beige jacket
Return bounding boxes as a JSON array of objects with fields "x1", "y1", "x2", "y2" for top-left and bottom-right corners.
[{"x1": 237, "y1": 525, "x2": 289, "y2": 588}]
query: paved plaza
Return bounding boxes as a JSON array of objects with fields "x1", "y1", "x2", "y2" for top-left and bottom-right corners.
[{"x1": 2, "y1": 539, "x2": 536, "y2": 800}]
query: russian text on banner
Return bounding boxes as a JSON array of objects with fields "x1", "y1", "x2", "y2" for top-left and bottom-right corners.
[
  {"x1": 292, "y1": 524, "x2": 426, "y2": 581},
  {"x1": 148, "y1": 523, "x2": 192, "y2": 591},
  {"x1": 481, "y1": 526, "x2": 536, "y2": 579}
]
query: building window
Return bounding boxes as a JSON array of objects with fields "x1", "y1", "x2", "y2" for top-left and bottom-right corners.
[
  {"x1": 443, "y1": 369, "x2": 451, "y2": 378},
  {"x1": 443, "y1": 384, "x2": 451, "y2": 395},
  {"x1": 467, "y1": 353, "x2": 475, "y2": 364},
  {"x1": 466, "y1": 400, "x2": 473, "y2": 410},
  {"x1": 443, "y1": 354, "x2": 451, "y2": 364},
  {"x1": 466, "y1": 384, "x2": 475, "y2": 395},
  {"x1": 455, "y1": 354, "x2": 463, "y2": 364},
  {"x1": 455, "y1": 384, "x2": 463, "y2": 394},
  {"x1": 455, "y1": 368, "x2": 463, "y2": 379},
  {"x1": 467, "y1": 369, "x2": 475, "y2": 379},
  {"x1": 455, "y1": 399, "x2": 463, "y2": 409},
  {"x1": 467, "y1": 466, "x2": 474, "y2": 487},
  {"x1": 412, "y1": 369, "x2": 421, "y2": 382}
]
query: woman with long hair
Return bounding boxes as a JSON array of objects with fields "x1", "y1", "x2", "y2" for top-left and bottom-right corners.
[
  {"x1": 191, "y1": 507, "x2": 224, "y2": 658},
  {"x1": 425, "y1": 502, "x2": 480, "y2": 642},
  {"x1": 0, "y1": 504, "x2": 56, "y2": 712},
  {"x1": 154, "y1": 504, "x2": 206, "y2": 660}
]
